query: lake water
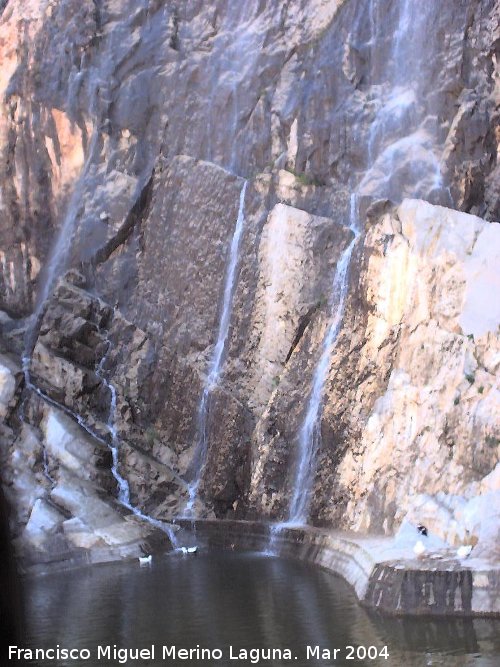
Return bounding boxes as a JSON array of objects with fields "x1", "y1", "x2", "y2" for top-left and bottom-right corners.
[{"x1": 21, "y1": 551, "x2": 500, "y2": 666}]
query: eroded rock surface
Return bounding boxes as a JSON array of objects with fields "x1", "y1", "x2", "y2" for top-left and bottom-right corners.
[
  {"x1": 0, "y1": 0, "x2": 499, "y2": 573},
  {"x1": 0, "y1": 354, "x2": 171, "y2": 570}
]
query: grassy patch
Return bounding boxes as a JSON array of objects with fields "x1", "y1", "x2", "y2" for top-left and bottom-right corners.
[{"x1": 286, "y1": 168, "x2": 326, "y2": 187}]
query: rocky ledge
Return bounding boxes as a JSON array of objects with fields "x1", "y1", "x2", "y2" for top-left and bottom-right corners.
[
  {"x1": 175, "y1": 519, "x2": 500, "y2": 618},
  {"x1": 0, "y1": 352, "x2": 174, "y2": 575}
]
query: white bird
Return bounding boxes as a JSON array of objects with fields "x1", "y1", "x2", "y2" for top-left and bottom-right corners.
[
  {"x1": 138, "y1": 554, "x2": 152, "y2": 566},
  {"x1": 413, "y1": 540, "x2": 426, "y2": 557},
  {"x1": 179, "y1": 546, "x2": 198, "y2": 555},
  {"x1": 456, "y1": 545, "x2": 473, "y2": 559}
]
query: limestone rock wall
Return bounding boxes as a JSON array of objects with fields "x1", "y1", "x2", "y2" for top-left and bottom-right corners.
[
  {"x1": 0, "y1": 353, "x2": 169, "y2": 569},
  {"x1": 338, "y1": 201, "x2": 500, "y2": 541},
  {"x1": 0, "y1": 0, "x2": 499, "y2": 563},
  {"x1": 247, "y1": 200, "x2": 499, "y2": 542},
  {"x1": 1, "y1": 0, "x2": 498, "y2": 315}
]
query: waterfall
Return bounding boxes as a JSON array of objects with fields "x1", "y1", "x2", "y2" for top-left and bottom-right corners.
[
  {"x1": 360, "y1": 0, "x2": 444, "y2": 202},
  {"x1": 96, "y1": 346, "x2": 180, "y2": 548},
  {"x1": 270, "y1": 1, "x2": 449, "y2": 535},
  {"x1": 21, "y1": 338, "x2": 180, "y2": 548},
  {"x1": 286, "y1": 196, "x2": 360, "y2": 525},
  {"x1": 19, "y1": 122, "x2": 101, "y2": 509},
  {"x1": 22, "y1": 128, "x2": 99, "y2": 374},
  {"x1": 22, "y1": 59, "x2": 115, "y2": 366},
  {"x1": 184, "y1": 180, "x2": 248, "y2": 515}
]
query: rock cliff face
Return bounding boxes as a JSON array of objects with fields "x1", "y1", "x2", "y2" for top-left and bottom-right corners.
[{"x1": 0, "y1": 0, "x2": 499, "y2": 568}]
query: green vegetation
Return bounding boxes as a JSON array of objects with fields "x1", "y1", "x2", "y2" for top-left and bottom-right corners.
[
  {"x1": 286, "y1": 168, "x2": 326, "y2": 187},
  {"x1": 478, "y1": 386, "x2": 484, "y2": 394},
  {"x1": 317, "y1": 293, "x2": 328, "y2": 308},
  {"x1": 465, "y1": 373, "x2": 475, "y2": 384}
]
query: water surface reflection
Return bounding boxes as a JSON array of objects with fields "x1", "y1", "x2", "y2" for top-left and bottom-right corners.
[{"x1": 23, "y1": 551, "x2": 500, "y2": 666}]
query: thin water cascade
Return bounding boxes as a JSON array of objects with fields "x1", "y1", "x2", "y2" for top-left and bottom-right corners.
[
  {"x1": 269, "y1": 1, "x2": 450, "y2": 540},
  {"x1": 286, "y1": 196, "x2": 360, "y2": 525},
  {"x1": 18, "y1": 121, "x2": 102, "y2": 518},
  {"x1": 18, "y1": 132, "x2": 182, "y2": 547},
  {"x1": 202, "y1": 5, "x2": 263, "y2": 173},
  {"x1": 266, "y1": 198, "x2": 360, "y2": 545},
  {"x1": 360, "y1": 0, "x2": 445, "y2": 201},
  {"x1": 22, "y1": 344, "x2": 180, "y2": 549},
  {"x1": 184, "y1": 180, "x2": 248, "y2": 515},
  {"x1": 17, "y1": 93, "x2": 179, "y2": 544},
  {"x1": 95, "y1": 346, "x2": 180, "y2": 548},
  {"x1": 20, "y1": 354, "x2": 106, "y2": 488},
  {"x1": 22, "y1": 127, "x2": 100, "y2": 381},
  {"x1": 265, "y1": 522, "x2": 283, "y2": 556}
]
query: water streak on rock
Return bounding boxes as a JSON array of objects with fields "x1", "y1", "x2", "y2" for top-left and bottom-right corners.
[
  {"x1": 287, "y1": 195, "x2": 360, "y2": 525},
  {"x1": 280, "y1": 0, "x2": 447, "y2": 531},
  {"x1": 185, "y1": 180, "x2": 248, "y2": 514},
  {"x1": 359, "y1": 0, "x2": 444, "y2": 201},
  {"x1": 96, "y1": 346, "x2": 179, "y2": 547}
]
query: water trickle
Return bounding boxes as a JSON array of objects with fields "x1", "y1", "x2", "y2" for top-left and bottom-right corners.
[
  {"x1": 23, "y1": 344, "x2": 180, "y2": 549},
  {"x1": 22, "y1": 128, "x2": 99, "y2": 371},
  {"x1": 285, "y1": 195, "x2": 360, "y2": 525},
  {"x1": 184, "y1": 180, "x2": 248, "y2": 515},
  {"x1": 264, "y1": 522, "x2": 284, "y2": 556},
  {"x1": 201, "y1": 6, "x2": 264, "y2": 173},
  {"x1": 96, "y1": 345, "x2": 179, "y2": 548},
  {"x1": 21, "y1": 352, "x2": 99, "y2": 487},
  {"x1": 271, "y1": 2, "x2": 452, "y2": 538},
  {"x1": 360, "y1": 0, "x2": 445, "y2": 202}
]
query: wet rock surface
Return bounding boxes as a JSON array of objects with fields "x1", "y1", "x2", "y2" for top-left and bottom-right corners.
[
  {"x1": 0, "y1": 0, "x2": 499, "y2": 598},
  {"x1": 0, "y1": 353, "x2": 172, "y2": 571}
]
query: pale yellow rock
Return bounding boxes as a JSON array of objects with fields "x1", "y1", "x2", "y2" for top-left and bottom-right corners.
[
  {"x1": 248, "y1": 203, "x2": 334, "y2": 411},
  {"x1": 51, "y1": 472, "x2": 147, "y2": 546},
  {"x1": 0, "y1": 354, "x2": 16, "y2": 417},
  {"x1": 45, "y1": 109, "x2": 85, "y2": 203},
  {"x1": 337, "y1": 200, "x2": 500, "y2": 553},
  {"x1": 42, "y1": 408, "x2": 98, "y2": 481},
  {"x1": 63, "y1": 517, "x2": 103, "y2": 550},
  {"x1": 24, "y1": 498, "x2": 65, "y2": 547},
  {"x1": 286, "y1": 118, "x2": 299, "y2": 170}
]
